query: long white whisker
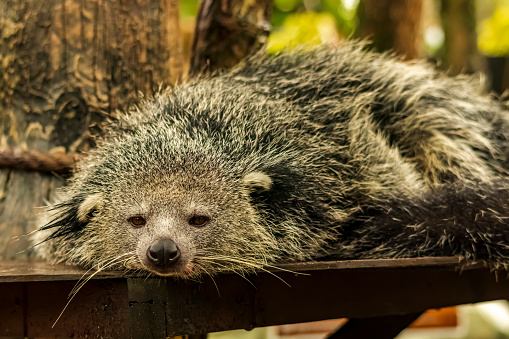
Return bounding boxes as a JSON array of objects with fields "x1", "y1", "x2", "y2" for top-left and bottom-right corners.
[
  {"x1": 197, "y1": 255, "x2": 291, "y2": 287},
  {"x1": 70, "y1": 252, "x2": 134, "y2": 296},
  {"x1": 194, "y1": 263, "x2": 221, "y2": 296},
  {"x1": 195, "y1": 257, "x2": 257, "y2": 288}
]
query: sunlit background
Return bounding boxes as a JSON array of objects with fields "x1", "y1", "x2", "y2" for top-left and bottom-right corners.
[
  {"x1": 182, "y1": 0, "x2": 509, "y2": 55},
  {"x1": 181, "y1": 0, "x2": 509, "y2": 96}
]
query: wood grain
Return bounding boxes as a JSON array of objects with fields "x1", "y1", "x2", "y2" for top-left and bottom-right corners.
[{"x1": 0, "y1": 0, "x2": 183, "y2": 259}]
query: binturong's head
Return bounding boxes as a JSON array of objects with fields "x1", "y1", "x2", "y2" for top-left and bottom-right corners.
[{"x1": 33, "y1": 115, "x2": 280, "y2": 279}]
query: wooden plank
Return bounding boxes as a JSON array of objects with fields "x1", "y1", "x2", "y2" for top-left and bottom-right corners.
[
  {"x1": 0, "y1": 257, "x2": 473, "y2": 282},
  {"x1": 0, "y1": 257, "x2": 504, "y2": 337},
  {"x1": 128, "y1": 278, "x2": 169, "y2": 339},
  {"x1": 0, "y1": 280, "x2": 131, "y2": 338},
  {"x1": 159, "y1": 264, "x2": 509, "y2": 336},
  {"x1": 277, "y1": 256, "x2": 470, "y2": 271},
  {"x1": 0, "y1": 260, "x2": 126, "y2": 282},
  {"x1": 0, "y1": 283, "x2": 24, "y2": 337}
]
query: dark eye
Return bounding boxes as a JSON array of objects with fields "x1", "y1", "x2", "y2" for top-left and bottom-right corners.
[
  {"x1": 128, "y1": 216, "x2": 146, "y2": 227},
  {"x1": 189, "y1": 215, "x2": 209, "y2": 227}
]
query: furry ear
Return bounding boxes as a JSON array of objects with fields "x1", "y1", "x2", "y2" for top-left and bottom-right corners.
[
  {"x1": 242, "y1": 171, "x2": 273, "y2": 194},
  {"x1": 39, "y1": 192, "x2": 104, "y2": 242},
  {"x1": 77, "y1": 193, "x2": 104, "y2": 222}
]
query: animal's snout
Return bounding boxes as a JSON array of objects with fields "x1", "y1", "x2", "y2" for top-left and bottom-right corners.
[{"x1": 146, "y1": 238, "x2": 181, "y2": 268}]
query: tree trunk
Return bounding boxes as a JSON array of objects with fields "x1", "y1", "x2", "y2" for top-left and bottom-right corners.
[
  {"x1": 439, "y1": 0, "x2": 485, "y2": 75},
  {"x1": 0, "y1": 0, "x2": 183, "y2": 259},
  {"x1": 356, "y1": 0, "x2": 424, "y2": 60},
  {"x1": 190, "y1": 0, "x2": 273, "y2": 76}
]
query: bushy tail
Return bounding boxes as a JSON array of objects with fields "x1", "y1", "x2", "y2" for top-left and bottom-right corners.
[{"x1": 336, "y1": 182, "x2": 509, "y2": 269}]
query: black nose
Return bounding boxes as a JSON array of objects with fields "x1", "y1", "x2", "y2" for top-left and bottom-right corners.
[{"x1": 146, "y1": 238, "x2": 181, "y2": 268}]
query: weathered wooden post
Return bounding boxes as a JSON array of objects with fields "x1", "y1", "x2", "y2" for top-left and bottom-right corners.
[
  {"x1": 0, "y1": 0, "x2": 183, "y2": 259},
  {"x1": 190, "y1": 0, "x2": 273, "y2": 75}
]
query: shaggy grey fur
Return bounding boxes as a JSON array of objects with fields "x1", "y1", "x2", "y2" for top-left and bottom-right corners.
[{"x1": 34, "y1": 41, "x2": 509, "y2": 278}]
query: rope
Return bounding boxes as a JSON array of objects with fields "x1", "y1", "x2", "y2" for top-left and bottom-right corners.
[{"x1": 0, "y1": 149, "x2": 77, "y2": 175}]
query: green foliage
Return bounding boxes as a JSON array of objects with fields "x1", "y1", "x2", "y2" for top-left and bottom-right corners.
[
  {"x1": 478, "y1": 6, "x2": 509, "y2": 56},
  {"x1": 272, "y1": 0, "x2": 358, "y2": 34},
  {"x1": 267, "y1": 12, "x2": 339, "y2": 53},
  {"x1": 274, "y1": 0, "x2": 302, "y2": 12},
  {"x1": 325, "y1": 0, "x2": 358, "y2": 36},
  {"x1": 271, "y1": 0, "x2": 305, "y2": 28},
  {"x1": 180, "y1": 0, "x2": 199, "y2": 19}
]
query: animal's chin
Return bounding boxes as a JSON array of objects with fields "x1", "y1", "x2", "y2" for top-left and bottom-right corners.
[{"x1": 142, "y1": 262, "x2": 195, "y2": 277}]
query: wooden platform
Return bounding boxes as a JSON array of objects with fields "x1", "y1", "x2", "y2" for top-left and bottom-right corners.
[{"x1": 1, "y1": 257, "x2": 508, "y2": 338}]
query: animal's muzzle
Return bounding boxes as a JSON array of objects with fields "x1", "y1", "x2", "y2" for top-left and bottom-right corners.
[{"x1": 146, "y1": 238, "x2": 181, "y2": 268}]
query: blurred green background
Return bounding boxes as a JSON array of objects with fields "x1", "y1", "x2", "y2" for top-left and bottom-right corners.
[
  {"x1": 182, "y1": 0, "x2": 509, "y2": 55},
  {"x1": 181, "y1": 0, "x2": 509, "y2": 94}
]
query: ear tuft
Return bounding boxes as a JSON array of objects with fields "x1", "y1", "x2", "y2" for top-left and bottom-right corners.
[
  {"x1": 77, "y1": 193, "x2": 104, "y2": 222},
  {"x1": 243, "y1": 171, "x2": 272, "y2": 194}
]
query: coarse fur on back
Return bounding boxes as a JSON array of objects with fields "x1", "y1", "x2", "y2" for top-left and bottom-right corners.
[{"x1": 33, "y1": 40, "x2": 509, "y2": 278}]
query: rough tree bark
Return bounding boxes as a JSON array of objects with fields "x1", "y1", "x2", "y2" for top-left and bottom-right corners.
[
  {"x1": 190, "y1": 0, "x2": 273, "y2": 76},
  {"x1": 0, "y1": 0, "x2": 183, "y2": 259},
  {"x1": 356, "y1": 0, "x2": 424, "y2": 60}
]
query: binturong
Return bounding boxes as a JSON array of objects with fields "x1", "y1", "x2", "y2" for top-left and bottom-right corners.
[{"x1": 33, "y1": 41, "x2": 509, "y2": 279}]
